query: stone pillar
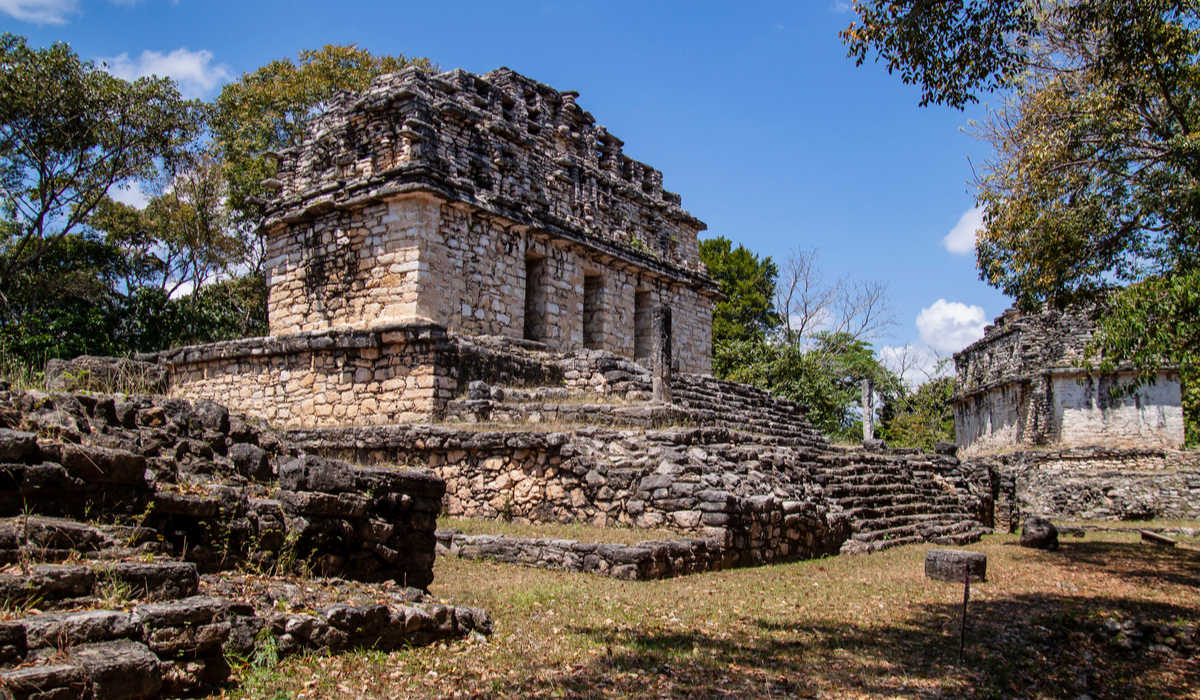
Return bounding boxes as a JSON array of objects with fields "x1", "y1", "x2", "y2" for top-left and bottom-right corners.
[
  {"x1": 862, "y1": 378, "x2": 874, "y2": 441},
  {"x1": 652, "y1": 306, "x2": 673, "y2": 404}
]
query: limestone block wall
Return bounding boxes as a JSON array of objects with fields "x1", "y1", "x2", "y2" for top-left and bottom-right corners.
[
  {"x1": 158, "y1": 324, "x2": 456, "y2": 429},
  {"x1": 971, "y1": 448, "x2": 1200, "y2": 528},
  {"x1": 265, "y1": 198, "x2": 431, "y2": 334},
  {"x1": 951, "y1": 305, "x2": 1185, "y2": 454},
  {"x1": 268, "y1": 194, "x2": 713, "y2": 374}
]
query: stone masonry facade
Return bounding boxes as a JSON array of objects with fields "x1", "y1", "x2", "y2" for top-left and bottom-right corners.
[
  {"x1": 950, "y1": 306, "x2": 1184, "y2": 456},
  {"x1": 258, "y1": 66, "x2": 718, "y2": 375}
]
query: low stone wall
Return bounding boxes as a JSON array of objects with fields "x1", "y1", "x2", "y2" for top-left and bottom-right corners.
[
  {"x1": 436, "y1": 530, "x2": 730, "y2": 580},
  {"x1": 292, "y1": 423, "x2": 870, "y2": 568},
  {"x1": 153, "y1": 323, "x2": 455, "y2": 429},
  {"x1": 970, "y1": 447, "x2": 1200, "y2": 529}
]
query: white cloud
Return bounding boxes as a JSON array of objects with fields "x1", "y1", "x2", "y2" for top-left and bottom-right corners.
[
  {"x1": 0, "y1": 0, "x2": 142, "y2": 24},
  {"x1": 916, "y1": 299, "x2": 987, "y2": 353},
  {"x1": 108, "y1": 181, "x2": 150, "y2": 209},
  {"x1": 0, "y1": 0, "x2": 78, "y2": 24},
  {"x1": 100, "y1": 47, "x2": 232, "y2": 99},
  {"x1": 943, "y1": 205, "x2": 984, "y2": 255},
  {"x1": 831, "y1": 1, "x2": 851, "y2": 12}
]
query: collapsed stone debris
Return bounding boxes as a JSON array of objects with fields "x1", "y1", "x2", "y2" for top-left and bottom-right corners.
[{"x1": 0, "y1": 387, "x2": 489, "y2": 699}]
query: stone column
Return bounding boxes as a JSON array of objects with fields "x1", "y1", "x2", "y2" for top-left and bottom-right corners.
[
  {"x1": 652, "y1": 306, "x2": 673, "y2": 404},
  {"x1": 862, "y1": 378, "x2": 874, "y2": 441}
]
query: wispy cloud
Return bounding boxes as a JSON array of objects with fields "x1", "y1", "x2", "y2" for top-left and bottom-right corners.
[
  {"x1": 100, "y1": 48, "x2": 233, "y2": 99},
  {"x1": 831, "y1": 1, "x2": 851, "y2": 13},
  {"x1": 916, "y1": 299, "x2": 987, "y2": 353},
  {"x1": 943, "y1": 205, "x2": 983, "y2": 255},
  {"x1": 0, "y1": 0, "x2": 79, "y2": 24}
]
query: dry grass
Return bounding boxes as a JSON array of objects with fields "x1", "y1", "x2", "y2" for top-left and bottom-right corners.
[
  {"x1": 227, "y1": 530, "x2": 1200, "y2": 699},
  {"x1": 438, "y1": 516, "x2": 682, "y2": 545}
]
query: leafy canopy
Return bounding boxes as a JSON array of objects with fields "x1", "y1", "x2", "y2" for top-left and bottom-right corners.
[{"x1": 0, "y1": 33, "x2": 198, "y2": 303}]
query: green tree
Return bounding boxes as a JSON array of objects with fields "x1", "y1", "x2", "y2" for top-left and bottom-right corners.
[
  {"x1": 699, "y1": 236, "x2": 780, "y2": 344},
  {"x1": 878, "y1": 374, "x2": 956, "y2": 451},
  {"x1": 844, "y1": 1, "x2": 1200, "y2": 439},
  {"x1": 0, "y1": 231, "x2": 127, "y2": 361},
  {"x1": 0, "y1": 33, "x2": 198, "y2": 308},
  {"x1": 212, "y1": 44, "x2": 435, "y2": 229},
  {"x1": 718, "y1": 332, "x2": 896, "y2": 440}
]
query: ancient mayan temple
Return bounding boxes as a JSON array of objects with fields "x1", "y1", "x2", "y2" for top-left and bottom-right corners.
[
  {"x1": 950, "y1": 306, "x2": 1186, "y2": 456},
  {"x1": 261, "y1": 65, "x2": 717, "y2": 366},
  {"x1": 159, "y1": 67, "x2": 724, "y2": 427}
]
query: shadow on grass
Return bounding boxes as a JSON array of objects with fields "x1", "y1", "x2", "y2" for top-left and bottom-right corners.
[
  {"x1": 480, "y1": 591, "x2": 1198, "y2": 699},
  {"x1": 1052, "y1": 538, "x2": 1200, "y2": 589}
]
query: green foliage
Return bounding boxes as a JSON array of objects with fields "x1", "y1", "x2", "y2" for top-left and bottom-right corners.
[
  {"x1": 845, "y1": 1, "x2": 1200, "y2": 441},
  {"x1": 842, "y1": 0, "x2": 1035, "y2": 109},
  {"x1": 1090, "y1": 272, "x2": 1200, "y2": 445},
  {"x1": 699, "y1": 236, "x2": 780, "y2": 344},
  {"x1": 878, "y1": 375, "x2": 956, "y2": 451},
  {"x1": 716, "y1": 332, "x2": 895, "y2": 441},
  {"x1": 212, "y1": 44, "x2": 435, "y2": 227},
  {"x1": 0, "y1": 33, "x2": 199, "y2": 299}
]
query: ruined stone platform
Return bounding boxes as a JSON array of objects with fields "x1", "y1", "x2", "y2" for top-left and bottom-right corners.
[{"x1": 0, "y1": 387, "x2": 490, "y2": 699}]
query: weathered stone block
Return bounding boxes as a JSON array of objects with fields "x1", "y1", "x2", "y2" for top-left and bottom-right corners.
[
  {"x1": 925, "y1": 549, "x2": 987, "y2": 583},
  {"x1": 1020, "y1": 517, "x2": 1059, "y2": 551},
  {"x1": 71, "y1": 639, "x2": 162, "y2": 700}
]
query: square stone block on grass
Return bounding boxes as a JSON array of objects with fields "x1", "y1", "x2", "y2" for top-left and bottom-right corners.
[{"x1": 925, "y1": 548, "x2": 987, "y2": 583}]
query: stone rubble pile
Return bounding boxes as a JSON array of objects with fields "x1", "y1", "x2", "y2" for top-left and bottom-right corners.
[{"x1": 0, "y1": 386, "x2": 488, "y2": 699}]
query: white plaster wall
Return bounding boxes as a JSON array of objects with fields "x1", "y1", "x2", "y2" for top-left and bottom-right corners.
[
  {"x1": 1052, "y1": 372, "x2": 1186, "y2": 449},
  {"x1": 954, "y1": 384, "x2": 1027, "y2": 456}
]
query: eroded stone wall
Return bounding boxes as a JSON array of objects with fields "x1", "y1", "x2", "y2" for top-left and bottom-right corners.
[
  {"x1": 1049, "y1": 370, "x2": 1184, "y2": 448},
  {"x1": 157, "y1": 324, "x2": 455, "y2": 429},
  {"x1": 294, "y1": 424, "x2": 851, "y2": 567},
  {"x1": 972, "y1": 448, "x2": 1200, "y2": 529},
  {"x1": 951, "y1": 306, "x2": 1185, "y2": 455}
]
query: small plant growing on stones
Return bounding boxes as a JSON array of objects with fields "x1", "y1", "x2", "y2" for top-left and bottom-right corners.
[
  {"x1": 96, "y1": 566, "x2": 134, "y2": 610},
  {"x1": 498, "y1": 493, "x2": 515, "y2": 522}
]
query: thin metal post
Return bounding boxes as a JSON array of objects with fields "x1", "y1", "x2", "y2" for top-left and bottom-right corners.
[{"x1": 958, "y1": 563, "x2": 971, "y2": 664}]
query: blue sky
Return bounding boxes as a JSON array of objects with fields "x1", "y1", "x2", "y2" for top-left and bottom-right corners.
[{"x1": 2, "y1": 0, "x2": 1013, "y2": 375}]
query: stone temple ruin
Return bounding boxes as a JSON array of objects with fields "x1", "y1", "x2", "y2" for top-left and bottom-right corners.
[
  {"x1": 4, "y1": 64, "x2": 1193, "y2": 698},
  {"x1": 952, "y1": 306, "x2": 1198, "y2": 524},
  {"x1": 163, "y1": 66, "x2": 719, "y2": 428},
  {"x1": 951, "y1": 306, "x2": 1185, "y2": 456}
]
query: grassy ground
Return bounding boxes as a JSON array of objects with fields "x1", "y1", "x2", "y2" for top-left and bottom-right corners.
[{"x1": 227, "y1": 530, "x2": 1200, "y2": 699}]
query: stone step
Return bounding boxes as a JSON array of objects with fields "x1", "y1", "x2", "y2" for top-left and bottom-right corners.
[
  {"x1": 853, "y1": 513, "x2": 973, "y2": 535},
  {"x1": 861, "y1": 535, "x2": 928, "y2": 553},
  {"x1": 845, "y1": 503, "x2": 969, "y2": 522},
  {"x1": 0, "y1": 561, "x2": 199, "y2": 605}
]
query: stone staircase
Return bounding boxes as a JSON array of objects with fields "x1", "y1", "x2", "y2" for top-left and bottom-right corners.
[
  {"x1": 667, "y1": 374, "x2": 830, "y2": 446},
  {"x1": 816, "y1": 451, "x2": 991, "y2": 553},
  {"x1": 0, "y1": 389, "x2": 492, "y2": 700},
  {"x1": 449, "y1": 348, "x2": 830, "y2": 448}
]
